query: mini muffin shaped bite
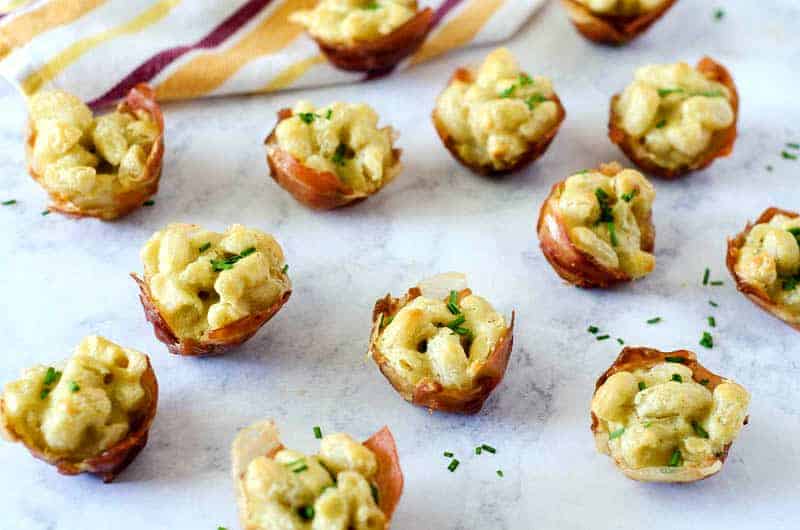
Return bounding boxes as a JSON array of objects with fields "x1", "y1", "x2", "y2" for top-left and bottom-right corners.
[
  {"x1": 609, "y1": 58, "x2": 738, "y2": 178},
  {"x1": 25, "y1": 84, "x2": 164, "y2": 219},
  {"x1": 432, "y1": 48, "x2": 566, "y2": 175},
  {"x1": 369, "y1": 273, "x2": 514, "y2": 414},
  {"x1": 591, "y1": 347, "x2": 749, "y2": 482},
  {"x1": 232, "y1": 420, "x2": 403, "y2": 530},
  {"x1": 132, "y1": 223, "x2": 291, "y2": 356},
  {"x1": 560, "y1": 0, "x2": 677, "y2": 45},
  {"x1": 266, "y1": 101, "x2": 402, "y2": 209},
  {"x1": 537, "y1": 162, "x2": 656, "y2": 288},
  {"x1": 290, "y1": 0, "x2": 433, "y2": 72},
  {"x1": 727, "y1": 207, "x2": 800, "y2": 331},
  {"x1": 0, "y1": 335, "x2": 158, "y2": 482}
]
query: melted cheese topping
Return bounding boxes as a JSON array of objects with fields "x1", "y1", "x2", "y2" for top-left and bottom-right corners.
[
  {"x1": 557, "y1": 167, "x2": 655, "y2": 277},
  {"x1": 243, "y1": 433, "x2": 385, "y2": 530},
  {"x1": 377, "y1": 294, "x2": 506, "y2": 389},
  {"x1": 434, "y1": 48, "x2": 561, "y2": 171},
  {"x1": 28, "y1": 90, "x2": 159, "y2": 210},
  {"x1": 290, "y1": 0, "x2": 417, "y2": 45},
  {"x1": 614, "y1": 62, "x2": 735, "y2": 169},
  {"x1": 735, "y1": 214, "x2": 800, "y2": 316},
  {"x1": 592, "y1": 362, "x2": 749, "y2": 470},
  {"x1": 576, "y1": 0, "x2": 668, "y2": 15},
  {"x1": 274, "y1": 101, "x2": 398, "y2": 194},
  {"x1": 140, "y1": 223, "x2": 290, "y2": 340},
  {"x1": 1, "y1": 336, "x2": 149, "y2": 460}
]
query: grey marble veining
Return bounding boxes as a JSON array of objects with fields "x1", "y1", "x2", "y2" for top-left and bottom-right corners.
[{"x1": 1, "y1": 1, "x2": 799, "y2": 529}]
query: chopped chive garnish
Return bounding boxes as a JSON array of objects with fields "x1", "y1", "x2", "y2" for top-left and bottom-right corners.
[
  {"x1": 286, "y1": 458, "x2": 308, "y2": 473},
  {"x1": 370, "y1": 483, "x2": 379, "y2": 504},
  {"x1": 2, "y1": 199, "x2": 17, "y2": 205},
  {"x1": 646, "y1": 317, "x2": 661, "y2": 324},
  {"x1": 699, "y1": 379, "x2": 710, "y2": 386},
  {"x1": 198, "y1": 242, "x2": 211, "y2": 253},
  {"x1": 452, "y1": 326, "x2": 471, "y2": 337},
  {"x1": 588, "y1": 326, "x2": 599, "y2": 334},
  {"x1": 519, "y1": 73, "x2": 533, "y2": 86},
  {"x1": 709, "y1": 300, "x2": 718, "y2": 307},
  {"x1": 70, "y1": 381, "x2": 80, "y2": 392},
  {"x1": 713, "y1": 8, "x2": 724, "y2": 20},
  {"x1": 655, "y1": 119, "x2": 667, "y2": 129},
  {"x1": 710, "y1": 280, "x2": 724, "y2": 286},
  {"x1": 703, "y1": 268, "x2": 710, "y2": 285},
  {"x1": 281, "y1": 264, "x2": 289, "y2": 274},
  {"x1": 671, "y1": 374, "x2": 683, "y2": 383},
  {"x1": 617, "y1": 338, "x2": 624, "y2": 345},
  {"x1": 43, "y1": 366, "x2": 59, "y2": 386},
  {"x1": 787, "y1": 142, "x2": 800, "y2": 149},
  {"x1": 668, "y1": 449, "x2": 683, "y2": 467},
  {"x1": 298, "y1": 112, "x2": 316, "y2": 124},
  {"x1": 607, "y1": 222, "x2": 618, "y2": 247},
  {"x1": 691, "y1": 421, "x2": 709, "y2": 439},
  {"x1": 332, "y1": 143, "x2": 348, "y2": 166},
  {"x1": 447, "y1": 314, "x2": 466, "y2": 329},
  {"x1": 638, "y1": 381, "x2": 646, "y2": 391},
  {"x1": 447, "y1": 459, "x2": 460, "y2": 472},
  {"x1": 525, "y1": 93, "x2": 547, "y2": 110},
  {"x1": 481, "y1": 444, "x2": 496, "y2": 454},
  {"x1": 658, "y1": 88, "x2": 685, "y2": 97},
  {"x1": 783, "y1": 277, "x2": 799, "y2": 291},
  {"x1": 142, "y1": 200, "x2": 155, "y2": 206},
  {"x1": 496, "y1": 469, "x2": 504, "y2": 477},
  {"x1": 297, "y1": 506, "x2": 315, "y2": 520},
  {"x1": 594, "y1": 188, "x2": 614, "y2": 223},
  {"x1": 443, "y1": 451, "x2": 453, "y2": 458},
  {"x1": 218, "y1": 527, "x2": 228, "y2": 530},
  {"x1": 447, "y1": 290, "x2": 460, "y2": 315},
  {"x1": 211, "y1": 247, "x2": 256, "y2": 272},
  {"x1": 325, "y1": 109, "x2": 333, "y2": 120},
  {"x1": 643, "y1": 421, "x2": 652, "y2": 428},
  {"x1": 596, "y1": 334, "x2": 610, "y2": 341},
  {"x1": 41, "y1": 210, "x2": 50, "y2": 216},
  {"x1": 475, "y1": 446, "x2": 482, "y2": 455},
  {"x1": 313, "y1": 426, "x2": 322, "y2": 439},
  {"x1": 40, "y1": 389, "x2": 50, "y2": 400},
  {"x1": 665, "y1": 356, "x2": 686, "y2": 364},
  {"x1": 621, "y1": 189, "x2": 638, "y2": 202},
  {"x1": 499, "y1": 85, "x2": 516, "y2": 98},
  {"x1": 609, "y1": 427, "x2": 625, "y2": 440},
  {"x1": 782, "y1": 151, "x2": 798, "y2": 160},
  {"x1": 708, "y1": 316, "x2": 716, "y2": 327},
  {"x1": 700, "y1": 331, "x2": 714, "y2": 349}
]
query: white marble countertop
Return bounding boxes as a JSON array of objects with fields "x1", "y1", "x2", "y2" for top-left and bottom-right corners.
[{"x1": 1, "y1": 1, "x2": 799, "y2": 529}]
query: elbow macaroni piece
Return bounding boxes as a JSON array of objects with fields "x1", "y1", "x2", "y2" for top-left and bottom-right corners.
[
  {"x1": 735, "y1": 214, "x2": 800, "y2": 313},
  {"x1": 576, "y1": 0, "x2": 669, "y2": 15},
  {"x1": 28, "y1": 90, "x2": 159, "y2": 209},
  {"x1": 614, "y1": 62, "x2": 735, "y2": 169},
  {"x1": 140, "y1": 224, "x2": 291, "y2": 340},
  {"x1": 1, "y1": 336, "x2": 149, "y2": 459},
  {"x1": 274, "y1": 101, "x2": 397, "y2": 194},
  {"x1": 434, "y1": 48, "x2": 561, "y2": 170},
  {"x1": 243, "y1": 433, "x2": 385, "y2": 530},
  {"x1": 591, "y1": 362, "x2": 750, "y2": 470},
  {"x1": 377, "y1": 293, "x2": 507, "y2": 390},
  {"x1": 290, "y1": 0, "x2": 417, "y2": 45},
  {"x1": 557, "y1": 167, "x2": 655, "y2": 277}
]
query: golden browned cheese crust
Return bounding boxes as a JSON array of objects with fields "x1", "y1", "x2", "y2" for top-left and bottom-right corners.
[{"x1": 560, "y1": 0, "x2": 677, "y2": 45}]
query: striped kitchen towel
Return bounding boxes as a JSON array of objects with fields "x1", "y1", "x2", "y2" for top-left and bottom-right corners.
[{"x1": 0, "y1": 0, "x2": 546, "y2": 108}]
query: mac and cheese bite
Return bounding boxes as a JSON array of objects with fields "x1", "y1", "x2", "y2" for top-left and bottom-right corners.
[
  {"x1": 591, "y1": 347, "x2": 749, "y2": 483},
  {"x1": 0, "y1": 335, "x2": 158, "y2": 482},
  {"x1": 369, "y1": 273, "x2": 514, "y2": 414},
  {"x1": 432, "y1": 48, "x2": 566, "y2": 175},
  {"x1": 609, "y1": 58, "x2": 738, "y2": 178},
  {"x1": 266, "y1": 102, "x2": 402, "y2": 209},
  {"x1": 232, "y1": 420, "x2": 404, "y2": 530},
  {"x1": 290, "y1": 1, "x2": 433, "y2": 72},
  {"x1": 25, "y1": 84, "x2": 164, "y2": 220},
  {"x1": 727, "y1": 207, "x2": 800, "y2": 331},
  {"x1": 537, "y1": 162, "x2": 656, "y2": 288},
  {"x1": 133, "y1": 223, "x2": 292, "y2": 356},
  {"x1": 560, "y1": 0, "x2": 677, "y2": 44}
]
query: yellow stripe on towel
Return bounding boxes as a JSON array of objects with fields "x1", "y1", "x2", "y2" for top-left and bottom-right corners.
[
  {"x1": 155, "y1": 0, "x2": 316, "y2": 101},
  {"x1": 411, "y1": 0, "x2": 505, "y2": 66},
  {"x1": 259, "y1": 54, "x2": 324, "y2": 92},
  {"x1": 21, "y1": 0, "x2": 181, "y2": 95}
]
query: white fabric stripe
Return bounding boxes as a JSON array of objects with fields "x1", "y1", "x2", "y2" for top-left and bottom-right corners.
[{"x1": 472, "y1": 0, "x2": 546, "y2": 44}]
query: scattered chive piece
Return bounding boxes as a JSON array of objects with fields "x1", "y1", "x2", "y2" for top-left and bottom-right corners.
[
  {"x1": 281, "y1": 264, "x2": 289, "y2": 274},
  {"x1": 621, "y1": 189, "x2": 638, "y2": 202},
  {"x1": 609, "y1": 427, "x2": 625, "y2": 440},
  {"x1": 596, "y1": 334, "x2": 610, "y2": 341},
  {"x1": 198, "y1": 242, "x2": 211, "y2": 253},
  {"x1": 607, "y1": 222, "x2": 618, "y2": 247},
  {"x1": 709, "y1": 300, "x2": 718, "y2": 307},
  {"x1": 588, "y1": 326, "x2": 599, "y2": 334},
  {"x1": 655, "y1": 119, "x2": 667, "y2": 129},
  {"x1": 594, "y1": 188, "x2": 614, "y2": 223},
  {"x1": 2, "y1": 199, "x2": 17, "y2": 205},
  {"x1": 383, "y1": 315, "x2": 394, "y2": 327},
  {"x1": 447, "y1": 290, "x2": 460, "y2": 315},
  {"x1": 496, "y1": 469, "x2": 504, "y2": 477},
  {"x1": 787, "y1": 142, "x2": 800, "y2": 149},
  {"x1": 443, "y1": 451, "x2": 453, "y2": 458},
  {"x1": 40, "y1": 389, "x2": 50, "y2": 400},
  {"x1": 708, "y1": 316, "x2": 716, "y2": 327},
  {"x1": 783, "y1": 277, "x2": 799, "y2": 291},
  {"x1": 142, "y1": 200, "x2": 155, "y2": 206},
  {"x1": 699, "y1": 379, "x2": 710, "y2": 386},
  {"x1": 617, "y1": 338, "x2": 625, "y2": 345},
  {"x1": 41, "y1": 210, "x2": 50, "y2": 216},
  {"x1": 370, "y1": 483, "x2": 379, "y2": 504},
  {"x1": 700, "y1": 331, "x2": 714, "y2": 349},
  {"x1": 665, "y1": 356, "x2": 686, "y2": 364},
  {"x1": 519, "y1": 73, "x2": 533, "y2": 86},
  {"x1": 644, "y1": 421, "x2": 652, "y2": 428},
  {"x1": 325, "y1": 109, "x2": 333, "y2": 120},
  {"x1": 211, "y1": 247, "x2": 256, "y2": 272},
  {"x1": 499, "y1": 85, "x2": 516, "y2": 98},
  {"x1": 286, "y1": 458, "x2": 308, "y2": 473},
  {"x1": 447, "y1": 314, "x2": 466, "y2": 329},
  {"x1": 70, "y1": 381, "x2": 80, "y2": 392},
  {"x1": 668, "y1": 449, "x2": 683, "y2": 467},
  {"x1": 658, "y1": 87, "x2": 684, "y2": 97},
  {"x1": 447, "y1": 459, "x2": 460, "y2": 472},
  {"x1": 692, "y1": 421, "x2": 710, "y2": 439},
  {"x1": 646, "y1": 317, "x2": 661, "y2": 324},
  {"x1": 481, "y1": 444, "x2": 496, "y2": 454},
  {"x1": 313, "y1": 426, "x2": 322, "y2": 439},
  {"x1": 452, "y1": 326, "x2": 471, "y2": 337},
  {"x1": 298, "y1": 112, "x2": 316, "y2": 124},
  {"x1": 671, "y1": 374, "x2": 683, "y2": 383},
  {"x1": 525, "y1": 93, "x2": 547, "y2": 110},
  {"x1": 43, "y1": 367, "x2": 59, "y2": 386},
  {"x1": 475, "y1": 447, "x2": 482, "y2": 455},
  {"x1": 332, "y1": 143, "x2": 348, "y2": 166},
  {"x1": 297, "y1": 506, "x2": 315, "y2": 520},
  {"x1": 703, "y1": 268, "x2": 710, "y2": 285},
  {"x1": 713, "y1": 8, "x2": 724, "y2": 20},
  {"x1": 782, "y1": 151, "x2": 798, "y2": 160},
  {"x1": 638, "y1": 381, "x2": 646, "y2": 391},
  {"x1": 577, "y1": 169, "x2": 590, "y2": 174},
  {"x1": 218, "y1": 527, "x2": 228, "y2": 530},
  {"x1": 710, "y1": 280, "x2": 724, "y2": 286}
]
